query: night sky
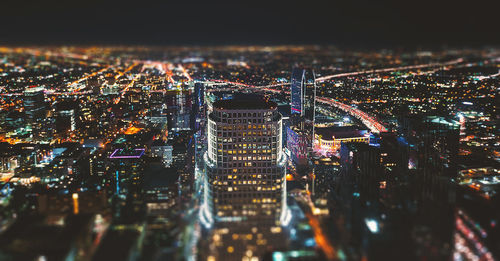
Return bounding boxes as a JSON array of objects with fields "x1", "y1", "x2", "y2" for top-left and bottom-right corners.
[{"x1": 1, "y1": 0, "x2": 498, "y2": 46}]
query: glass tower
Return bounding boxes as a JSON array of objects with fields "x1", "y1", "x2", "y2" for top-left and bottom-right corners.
[{"x1": 290, "y1": 68, "x2": 305, "y2": 115}]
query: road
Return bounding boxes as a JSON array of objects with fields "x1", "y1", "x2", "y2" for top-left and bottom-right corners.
[
  {"x1": 201, "y1": 80, "x2": 388, "y2": 133},
  {"x1": 294, "y1": 192, "x2": 337, "y2": 260}
]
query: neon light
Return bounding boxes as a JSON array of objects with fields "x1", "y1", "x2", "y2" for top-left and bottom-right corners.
[
  {"x1": 115, "y1": 170, "x2": 120, "y2": 195},
  {"x1": 109, "y1": 148, "x2": 145, "y2": 159}
]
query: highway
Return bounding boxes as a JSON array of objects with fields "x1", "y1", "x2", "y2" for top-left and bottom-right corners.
[
  {"x1": 202, "y1": 80, "x2": 389, "y2": 133},
  {"x1": 207, "y1": 58, "x2": 465, "y2": 89},
  {"x1": 314, "y1": 58, "x2": 464, "y2": 82},
  {"x1": 200, "y1": 58, "x2": 466, "y2": 133}
]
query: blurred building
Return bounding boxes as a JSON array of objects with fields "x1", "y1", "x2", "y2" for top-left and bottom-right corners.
[
  {"x1": 0, "y1": 214, "x2": 100, "y2": 260},
  {"x1": 108, "y1": 148, "x2": 146, "y2": 196},
  {"x1": 286, "y1": 126, "x2": 309, "y2": 166},
  {"x1": 379, "y1": 132, "x2": 409, "y2": 176},
  {"x1": 453, "y1": 167, "x2": 500, "y2": 260},
  {"x1": 399, "y1": 116, "x2": 460, "y2": 178},
  {"x1": 54, "y1": 99, "x2": 78, "y2": 134}
]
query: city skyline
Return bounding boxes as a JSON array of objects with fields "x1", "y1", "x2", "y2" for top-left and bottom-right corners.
[{"x1": 0, "y1": 2, "x2": 499, "y2": 260}]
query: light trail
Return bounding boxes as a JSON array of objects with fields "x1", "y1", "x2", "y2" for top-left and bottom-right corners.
[
  {"x1": 293, "y1": 192, "x2": 336, "y2": 260},
  {"x1": 306, "y1": 212, "x2": 336, "y2": 260},
  {"x1": 202, "y1": 79, "x2": 388, "y2": 133},
  {"x1": 162, "y1": 63, "x2": 175, "y2": 84},
  {"x1": 316, "y1": 96, "x2": 388, "y2": 133},
  {"x1": 115, "y1": 62, "x2": 139, "y2": 80},
  {"x1": 0, "y1": 47, "x2": 91, "y2": 61},
  {"x1": 200, "y1": 59, "x2": 464, "y2": 133},
  {"x1": 1, "y1": 90, "x2": 92, "y2": 96},
  {"x1": 315, "y1": 58, "x2": 464, "y2": 82},
  {"x1": 472, "y1": 69, "x2": 500, "y2": 81},
  {"x1": 177, "y1": 64, "x2": 192, "y2": 81},
  {"x1": 204, "y1": 79, "x2": 257, "y2": 88},
  {"x1": 221, "y1": 58, "x2": 465, "y2": 88}
]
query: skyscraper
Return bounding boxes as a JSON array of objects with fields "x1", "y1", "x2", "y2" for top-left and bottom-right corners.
[
  {"x1": 23, "y1": 86, "x2": 49, "y2": 140},
  {"x1": 201, "y1": 95, "x2": 288, "y2": 227},
  {"x1": 23, "y1": 87, "x2": 46, "y2": 127},
  {"x1": 288, "y1": 68, "x2": 316, "y2": 167},
  {"x1": 191, "y1": 82, "x2": 205, "y2": 131},
  {"x1": 290, "y1": 68, "x2": 305, "y2": 115},
  {"x1": 290, "y1": 67, "x2": 316, "y2": 122}
]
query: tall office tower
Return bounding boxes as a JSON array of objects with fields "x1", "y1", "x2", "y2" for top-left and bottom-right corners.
[
  {"x1": 191, "y1": 82, "x2": 205, "y2": 131},
  {"x1": 23, "y1": 87, "x2": 46, "y2": 127},
  {"x1": 290, "y1": 67, "x2": 316, "y2": 123},
  {"x1": 290, "y1": 68, "x2": 306, "y2": 115},
  {"x1": 288, "y1": 67, "x2": 316, "y2": 167},
  {"x1": 194, "y1": 82, "x2": 205, "y2": 111},
  {"x1": 201, "y1": 95, "x2": 288, "y2": 227},
  {"x1": 193, "y1": 83, "x2": 207, "y2": 190},
  {"x1": 55, "y1": 100, "x2": 77, "y2": 134}
]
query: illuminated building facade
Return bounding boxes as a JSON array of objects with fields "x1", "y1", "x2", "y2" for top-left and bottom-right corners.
[
  {"x1": 315, "y1": 126, "x2": 369, "y2": 155},
  {"x1": 201, "y1": 95, "x2": 288, "y2": 227},
  {"x1": 286, "y1": 126, "x2": 308, "y2": 164}
]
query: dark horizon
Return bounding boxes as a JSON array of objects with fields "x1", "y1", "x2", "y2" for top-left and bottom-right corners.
[{"x1": 2, "y1": 0, "x2": 499, "y2": 47}]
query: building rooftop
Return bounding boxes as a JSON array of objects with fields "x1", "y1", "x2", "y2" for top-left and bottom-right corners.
[
  {"x1": 143, "y1": 163, "x2": 179, "y2": 190},
  {"x1": 213, "y1": 95, "x2": 277, "y2": 110},
  {"x1": 457, "y1": 168, "x2": 500, "y2": 199},
  {"x1": 316, "y1": 126, "x2": 368, "y2": 140}
]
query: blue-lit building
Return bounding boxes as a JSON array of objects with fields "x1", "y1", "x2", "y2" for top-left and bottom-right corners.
[
  {"x1": 288, "y1": 67, "x2": 316, "y2": 167},
  {"x1": 286, "y1": 126, "x2": 308, "y2": 165},
  {"x1": 290, "y1": 68, "x2": 305, "y2": 115},
  {"x1": 191, "y1": 82, "x2": 205, "y2": 131}
]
